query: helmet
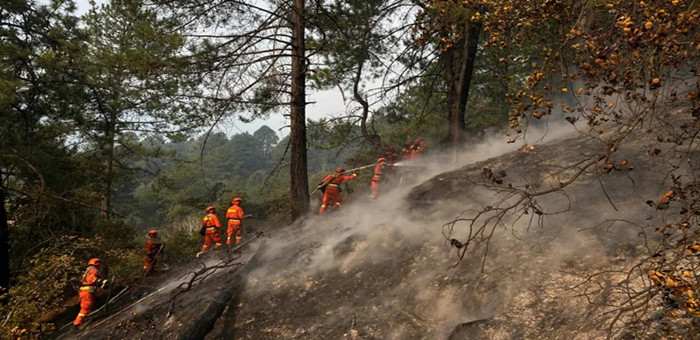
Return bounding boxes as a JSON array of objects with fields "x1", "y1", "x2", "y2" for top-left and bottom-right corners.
[
  {"x1": 88, "y1": 258, "x2": 102, "y2": 266},
  {"x1": 205, "y1": 206, "x2": 215, "y2": 213},
  {"x1": 377, "y1": 157, "x2": 386, "y2": 164},
  {"x1": 336, "y1": 167, "x2": 345, "y2": 173},
  {"x1": 232, "y1": 197, "x2": 243, "y2": 203},
  {"x1": 148, "y1": 229, "x2": 158, "y2": 236}
]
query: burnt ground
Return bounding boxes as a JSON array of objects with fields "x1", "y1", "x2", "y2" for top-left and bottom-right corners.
[
  {"x1": 53, "y1": 241, "x2": 262, "y2": 340},
  {"x1": 53, "y1": 125, "x2": 692, "y2": 339},
  {"x1": 204, "y1": 130, "x2": 676, "y2": 339}
]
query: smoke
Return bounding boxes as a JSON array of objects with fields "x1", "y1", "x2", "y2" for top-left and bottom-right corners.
[{"x1": 235, "y1": 120, "x2": 667, "y2": 338}]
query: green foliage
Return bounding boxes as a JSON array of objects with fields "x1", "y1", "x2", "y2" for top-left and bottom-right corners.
[
  {"x1": 0, "y1": 0, "x2": 555, "y2": 336},
  {"x1": 309, "y1": 0, "x2": 391, "y2": 90},
  {"x1": 371, "y1": 72, "x2": 450, "y2": 146},
  {"x1": 155, "y1": 217, "x2": 201, "y2": 266},
  {"x1": 0, "y1": 235, "x2": 131, "y2": 339}
]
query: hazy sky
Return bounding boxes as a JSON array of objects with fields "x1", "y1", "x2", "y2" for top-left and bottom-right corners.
[{"x1": 69, "y1": 0, "x2": 350, "y2": 137}]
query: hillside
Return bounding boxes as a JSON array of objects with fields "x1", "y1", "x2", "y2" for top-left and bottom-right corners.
[{"x1": 56, "y1": 121, "x2": 691, "y2": 339}]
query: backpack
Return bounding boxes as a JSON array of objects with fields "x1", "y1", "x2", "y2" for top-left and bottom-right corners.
[{"x1": 318, "y1": 175, "x2": 338, "y2": 193}]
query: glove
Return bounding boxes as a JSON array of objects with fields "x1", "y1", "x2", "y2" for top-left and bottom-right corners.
[
  {"x1": 245, "y1": 214, "x2": 254, "y2": 218},
  {"x1": 99, "y1": 279, "x2": 109, "y2": 289}
]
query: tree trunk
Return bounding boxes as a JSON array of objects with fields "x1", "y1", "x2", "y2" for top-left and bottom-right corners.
[
  {"x1": 0, "y1": 170, "x2": 9, "y2": 294},
  {"x1": 101, "y1": 113, "x2": 116, "y2": 219},
  {"x1": 444, "y1": 21, "x2": 482, "y2": 157},
  {"x1": 289, "y1": 0, "x2": 310, "y2": 220}
]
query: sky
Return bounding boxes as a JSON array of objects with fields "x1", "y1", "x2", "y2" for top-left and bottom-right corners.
[{"x1": 69, "y1": 0, "x2": 352, "y2": 137}]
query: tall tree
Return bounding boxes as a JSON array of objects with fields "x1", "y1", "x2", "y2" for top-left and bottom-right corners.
[
  {"x1": 159, "y1": 0, "x2": 315, "y2": 219},
  {"x1": 415, "y1": 0, "x2": 482, "y2": 153},
  {"x1": 78, "y1": 0, "x2": 202, "y2": 218},
  {"x1": 289, "y1": 0, "x2": 310, "y2": 219},
  {"x1": 0, "y1": 0, "x2": 86, "y2": 291}
]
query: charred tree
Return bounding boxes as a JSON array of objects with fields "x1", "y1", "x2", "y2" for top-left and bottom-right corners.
[{"x1": 289, "y1": 0, "x2": 310, "y2": 220}]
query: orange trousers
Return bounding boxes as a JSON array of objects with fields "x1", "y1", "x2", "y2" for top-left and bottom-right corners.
[
  {"x1": 201, "y1": 231, "x2": 222, "y2": 252},
  {"x1": 370, "y1": 179, "x2": 380, "y2": 199},
  {"x1": 73, "y1": 289, "x2": 94, "y2": 326},
  {"x1": 227, "y1": 220, "x2": 242, "y2": 245},
  {"x1": 143, "y1": 255, "x2": 158, "y2": 272},
  {"x1": 319, "y1": 187, "x2": 342, "y2": 213}
]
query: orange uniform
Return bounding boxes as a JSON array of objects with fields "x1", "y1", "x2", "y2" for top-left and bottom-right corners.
[
  {"x1": 370, "y1": 160, "x2": 386, "y2": 199},
  {"x1": 402, "y1": 147, "x2": 412, "y2": 160},
  {"x1": 319, "y1": 172, "x2": 357, "y2": 213},
  {"x1": 385, "y1": 150, "x2": 398, "y2": 166},
  {"x1": 417, "y1": 139, "x2": 427, "y2": 153},
  {"x1": 201, "y1": 213, "x2": 222, "y2": 252},
  {"x1": 226, "y1": 203, "x2": 246, "y2": 245},
  {"x1": 410, "y1": 144, "x2": 422, "y2": 159},
  {"x1": 73, "y1": 260, "x2": 105, "y2": 326},
  {"x1": 143, "y1": 236, "x2": 164, "y2": 272}
]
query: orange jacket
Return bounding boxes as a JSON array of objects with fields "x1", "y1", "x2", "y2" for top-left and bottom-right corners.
[
  {"x1": 201, "y1": 213, "x2": 221, "y2": 228},
  {"x1": 323, "y1": 172, "x2": 357, "y2": 186},
  {"x1": 81, "y1": 266, "x2": 101, "y2": 287},
  {"x1": 145, "y1": 237, "x2": 163, "y2": 256},
  {"x1": 226, "y1": 204, "x2": 245, "y2": 220},
  {"x1": 402, "y1": 148, "x2": 412, "y2": 160},
  {"x1": 410, "y1": 144, "x2": 421, "y2": 156},
  {"x1": 372, "y1": 164, "x2": 383, "y2": 181}
]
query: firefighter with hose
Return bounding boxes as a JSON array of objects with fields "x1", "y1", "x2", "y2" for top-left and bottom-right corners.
[{"x1": 317, "y1": 167, "x2": 359, "y2": 214}]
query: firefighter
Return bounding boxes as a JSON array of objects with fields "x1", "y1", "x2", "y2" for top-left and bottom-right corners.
[
  {"x1": 417, "y1": 138, "x2": 427, "y2": 153},
  {"x1": 410, "y1": 139, "x2": 423, "y2": 159},
  {"x1": 199, "y1": 206, "x2": 222, "y2": 254},
  {"x1": 73, "y1": 258, "x2": 108, "y2": 326},
  {"x1": 318, "y1": 167, "x2": 358, "y2": 214},
  {"x1": 370, "y1": 158, "x2": 387, "y2": 199},
  {"x1": 226, "y1": 197, "x2": 253, "y2": 246},
  {"x1": 143, "y1": 229, "x2": 164, "y2": 273}
]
